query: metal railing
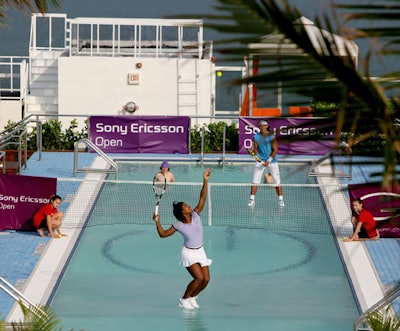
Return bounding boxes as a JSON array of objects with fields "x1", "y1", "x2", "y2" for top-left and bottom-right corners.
[
  {"x1": 307, "y1": 142, "x2": 352, "y2": 180},
  {"x1": 354, "y1": 285, "x2": 400, "y2": 331},
  {"x1": 0, "y1": 113, "x2": 238, "y2": 176},
  {"x1": 29, "y1": 13, "x2": 211, "y2": 60},
  {"x1": 0, "y1": 115, "x2": 43, "y2": 174},
  {"x1": 74, "y1": 138, "x2": 119, "y2": 179},
  {"x1": 0, "y1": 151, "x2": 5, "y2": 174},
  {"x1": 0, "y1": 276, "x2": 47, "y2": 320},
  {"x1": 29, "y1": 13, "x2": 67, "y2": 52}
]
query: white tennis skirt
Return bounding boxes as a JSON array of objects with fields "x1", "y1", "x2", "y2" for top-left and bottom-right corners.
[{"x1": 179, "y1": 246, "x2": 212, "y2": 268}]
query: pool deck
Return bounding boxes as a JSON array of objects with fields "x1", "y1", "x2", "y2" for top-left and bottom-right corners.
[{"x1": 1, "y1": 152, "x2": 399, "y2": 323}]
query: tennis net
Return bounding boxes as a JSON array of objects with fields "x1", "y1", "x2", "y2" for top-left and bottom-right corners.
[{"x1": 57, "y1": 178, "x2": 352, "y2": 236}]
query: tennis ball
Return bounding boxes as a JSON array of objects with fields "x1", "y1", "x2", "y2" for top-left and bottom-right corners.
[
  {"x1": 216, "y1": 71, "x2": 222, "y2": 77},
  {"x1": 58, "y1": 234, "x2": 62, "y2": 238}
]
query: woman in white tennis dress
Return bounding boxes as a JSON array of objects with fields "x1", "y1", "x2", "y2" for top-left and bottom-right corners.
[{"x1": 153, "y1": 169, "x2": 212, "y2": 310}]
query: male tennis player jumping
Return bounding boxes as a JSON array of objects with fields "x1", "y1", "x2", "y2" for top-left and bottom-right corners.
[{"x1": 152, "y1": 168, "x2": 212, "y2": 310}]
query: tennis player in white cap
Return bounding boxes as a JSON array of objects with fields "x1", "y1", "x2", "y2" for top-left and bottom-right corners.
[{"x1": 247, "y1": 120, "x2": 285, "y2": 207}]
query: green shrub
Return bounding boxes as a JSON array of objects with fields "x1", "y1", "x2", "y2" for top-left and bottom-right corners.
[
  {"x1": 3, "y1": 117, "x2": 387, "y2": 156},
  {"x1": 40, "y1": 119, "x2": 87, "y2": 150},
  {"x1": 2, "y1": 119, "x2": 88, "y2": 151},
  {"x1": 190, "y1": 122, "x2": 238, "y2": 153},
  {"x1": 341, "y1": 132, "x2": 385, "y2": 156}
]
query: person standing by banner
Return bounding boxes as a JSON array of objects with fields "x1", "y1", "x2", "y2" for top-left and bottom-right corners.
[
  {"x1": 247, "y1": 120, "x2": 285, "y2": 207},
  {"x1": 344, "y1": 198, "x2": 380, "y2": 242},
  {"x1": 33, "y1": 195, "x2": 66, "y2": 238}
]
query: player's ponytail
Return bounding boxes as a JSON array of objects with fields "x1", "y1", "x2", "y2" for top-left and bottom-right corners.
[{"x1": 173, "y1": 201, "x2": 184, "y2": 221}]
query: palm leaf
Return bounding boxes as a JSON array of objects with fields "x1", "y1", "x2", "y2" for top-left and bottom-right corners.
[
  {"x1": 0, "y1": 0, "x2": 62, "y2": 25},
  {"x1": 365, "y1": 304, "x2": 400, "y2": 331},
  {"x1": 206, "y1": 0, "x2": 400, "y2": 187}
]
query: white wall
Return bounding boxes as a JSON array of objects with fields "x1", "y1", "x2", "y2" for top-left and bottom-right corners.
[
  {"x1": 0, "y1": 100, "x2": 23, "y2": 130},
  {"x1": 58, "y1": 56, "x2": 215, "y2": 127}
]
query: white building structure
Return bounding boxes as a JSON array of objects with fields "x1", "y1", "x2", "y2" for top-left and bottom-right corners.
[
  {"x1": 1, "y1": 13, "x2": 244, "y2": 130},
  {"x1": 27, "y1": 14, "x2": 219, "y2": 128}
]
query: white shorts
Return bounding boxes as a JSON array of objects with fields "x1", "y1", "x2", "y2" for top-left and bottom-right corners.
[
  {"x1": 252, "y1": 162, "x2": 281, "y2": 186},
  {"x1": 179, "y1": 246, "x2": 212, "y2": 268}
]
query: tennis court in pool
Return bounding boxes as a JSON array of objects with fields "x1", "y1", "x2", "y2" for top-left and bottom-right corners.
[{"x1": 50, "y1": 161, "x2": 359, "y2": 331}]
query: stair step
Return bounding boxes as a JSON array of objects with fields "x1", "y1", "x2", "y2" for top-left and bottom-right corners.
[
  {"x1": 25, "y1": 103, "x2": 58, "y2": 113},
  {"x1": 30, "y1": 73, "x2": 58, "y2": 82},
  {"x1": 28, "y1": 88, "x2": 58, "y2": 97},
  {"x1": 30, "y1": 81, "x2": 58, "y2": 89},
  {"x1": 179, "y1": 91, "x2": 197, "y2": 95},
  {"x1": 30, "y1": 66, "x2": 58, "y2": 75},
  {"x1": 179, "y1": 79, "x2": 197, "y2": 84},
  {"x1": 31, "y1": 58, "x2": 58, "y2": 67},
  {"x1": 26, "y1": 95, "x2": 58, "y2": 104},
  {"x1": 30, "y1": 50, "x2": 64, "y2": 60}
]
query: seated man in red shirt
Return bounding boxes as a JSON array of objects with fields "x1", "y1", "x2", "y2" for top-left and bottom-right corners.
[
  {"x1": 344, "y1": 198, "x2": 380, "y2": 242},
  {"x1": 33, "y1": 194, "x2": 65, "y2": 238}
]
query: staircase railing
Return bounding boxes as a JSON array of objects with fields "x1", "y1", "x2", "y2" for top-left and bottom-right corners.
[{"x1": 0, "y1": 115, "x2": 42, "y2": 174}]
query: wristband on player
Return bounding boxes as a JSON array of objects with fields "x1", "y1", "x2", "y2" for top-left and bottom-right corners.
[{"x1": 267, "y1": 156, "x2": 273, "y2": 163}]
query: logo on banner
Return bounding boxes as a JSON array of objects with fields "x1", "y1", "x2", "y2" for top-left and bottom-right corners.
[
  {"x1": 349, "y1": 183, "x2": 400, "y2": 238},
  {"x1": 0, "y1": 174, "x2": 57, "y2": 231},
  {"x1": 239, "y1": 117, "x2": 335, "y2": 155},
  {"x1": 89, "y1": 116, "x2": 190, "y2": 154}
]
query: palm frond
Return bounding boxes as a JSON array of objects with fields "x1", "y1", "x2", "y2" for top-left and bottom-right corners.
[
  {"x1": 10, "y1": 300, "x2": 63, "y2": 331},
  {"x1": 205, "y1": 0, "x2": 400, "y2": 186},
  {"x1": 365, "y1": 304, "x2": 400, "y2": 331},
  {"x1": 0, "y1": 0, "x2": 62, "y2": 25}
]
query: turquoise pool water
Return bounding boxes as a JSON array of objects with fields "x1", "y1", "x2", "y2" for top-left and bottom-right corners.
[
  {"x1": 115, "y1": 160, "x2": 312, "y2": 183},
  {"x1": 50, "y1": 162, "x2": 359, "y2": 331}
]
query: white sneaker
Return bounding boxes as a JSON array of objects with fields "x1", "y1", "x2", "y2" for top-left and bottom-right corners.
[
  {"x1": 247, "y1": 199, "x2": 255, "y2": 206},
  {"x1": 279, "y1": 200, "x2": 285, "y2": 207},
  {"x1": 179, "y1": 298, "x2": 194, "y2": 309},
  {"x1": 188, "y1": 296, "x2": 200, "y2": 308}
]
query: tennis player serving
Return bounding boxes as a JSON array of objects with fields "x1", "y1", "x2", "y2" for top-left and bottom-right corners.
[{"x1": 152, "y1": 168, "x2": 212, "y2": 310}]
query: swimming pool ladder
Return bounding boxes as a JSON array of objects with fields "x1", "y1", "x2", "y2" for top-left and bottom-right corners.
[
  {"x1": 307, "y1": 143, "x2": 352, "y2": 181},
  {"x1": 74, "y1": 138, "x2": 119, "y2": 179},
  {"x1": 0, "y1": 276, "x2": 47, "y2": 320}
]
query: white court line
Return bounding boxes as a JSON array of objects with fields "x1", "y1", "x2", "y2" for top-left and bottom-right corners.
[{"x1": 6, "y1": 157, "x2": 108, "y2": 322}]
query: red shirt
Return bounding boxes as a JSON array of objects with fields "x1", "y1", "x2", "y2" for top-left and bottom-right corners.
[
  {"x1": 358, "y1": 209, "x2": 378, "y2": 238},
  {"x1": 33, "y1": 204, "x2": 57, "y2": 229}
]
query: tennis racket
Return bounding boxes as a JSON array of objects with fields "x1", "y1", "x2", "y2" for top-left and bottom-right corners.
[
  {"x1": 153, "y1": 173, "x2": 167, "y2": 215},
  {"x1": 246, "y1": 148, "x2": 262, "y2": 162}
]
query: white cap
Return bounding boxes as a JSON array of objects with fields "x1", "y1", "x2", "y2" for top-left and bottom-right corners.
[{"x1": 258, "y1": 120, "x2": 269, "y2": 126}]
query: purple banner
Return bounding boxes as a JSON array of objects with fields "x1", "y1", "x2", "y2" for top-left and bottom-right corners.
[
  {"x1": 89, "y1": 116, "x2": 190, "y2": 153},
  {"x1": 239, "y1": 117, "x2": 336, "y2": 155},
  {"x1": 349, "y1": 183, "x2": 400, "y2": 238},
  {"x1": 0, "y1": 174, "x2": 57, "y2": 231}
]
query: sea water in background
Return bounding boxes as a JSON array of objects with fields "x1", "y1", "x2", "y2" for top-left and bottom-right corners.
[{"x1": 0, "y1": 0, "x2": 396, "y2": 77}]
